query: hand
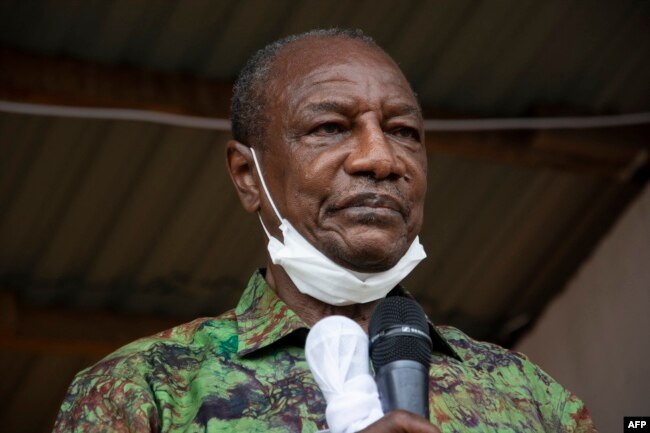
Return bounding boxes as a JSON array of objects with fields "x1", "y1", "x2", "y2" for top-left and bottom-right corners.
[{"x1": 357, "y1": 410, "x2": 441, "y2": 433}]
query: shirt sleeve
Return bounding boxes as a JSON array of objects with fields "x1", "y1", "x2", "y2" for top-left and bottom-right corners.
[
  {"x1": 53, "y1": 373, "x2": 159, "y2": 433},
  {"x1": 558, "y1": 391, "x2": 598, "y2": 433},
  {"x1": 515, "y1": 351, "x2": 597, "y2": 433}
]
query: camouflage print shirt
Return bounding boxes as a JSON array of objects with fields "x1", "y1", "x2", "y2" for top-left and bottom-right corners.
[{"x1": 55, "y1": 270, "x2": 596, "y2": 433}]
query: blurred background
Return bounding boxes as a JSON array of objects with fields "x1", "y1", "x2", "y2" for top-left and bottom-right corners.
[{"x1": 0, "y1": 1, "x2": 648, "y2": 432}]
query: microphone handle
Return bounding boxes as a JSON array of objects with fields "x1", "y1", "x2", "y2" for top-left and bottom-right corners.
[{"x1": 375, "y1": 360, "x2": 429, "y2": 418}]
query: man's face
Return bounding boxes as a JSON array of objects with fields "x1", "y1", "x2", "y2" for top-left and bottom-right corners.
[{"x1": 257, "y1": 37, "x2": 427, "y2": 272}]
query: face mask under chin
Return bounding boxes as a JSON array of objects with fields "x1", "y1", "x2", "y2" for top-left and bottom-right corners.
[{"x1": 250, "y1": 147, "x2": 427, "y2": 306}]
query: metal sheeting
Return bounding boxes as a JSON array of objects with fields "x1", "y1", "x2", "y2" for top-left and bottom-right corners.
[
  {"x1": 411, "y1": 158, "x2": 608, "y2": 335},
  {"x1": 0, "y1": 113, "x2": 260, "y2": 317},
  {"x1": 0, "y1": 0, "x2": 649, "y2": 116}
]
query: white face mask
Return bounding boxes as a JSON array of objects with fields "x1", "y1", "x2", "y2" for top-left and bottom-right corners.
[{"x1": 250, "y1": 148, "x2": 426, "y2": 306}]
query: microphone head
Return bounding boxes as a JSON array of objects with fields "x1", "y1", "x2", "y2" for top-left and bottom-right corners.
[{"x1": 369, "y1": 296, "x2": 433, "y2": 371}]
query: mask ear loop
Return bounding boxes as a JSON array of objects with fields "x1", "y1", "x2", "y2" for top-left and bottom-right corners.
[
  {"x1": 257, "y1": 213, "x2": 273, "y2": 240},
  {"x1": 250, "y1": 147, "x2": 283, "y2": 239}
]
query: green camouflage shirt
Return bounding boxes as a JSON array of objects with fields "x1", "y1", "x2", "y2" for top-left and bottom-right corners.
[{"x1": 55, "y1": 270, "x2": 595, "y2": 432}]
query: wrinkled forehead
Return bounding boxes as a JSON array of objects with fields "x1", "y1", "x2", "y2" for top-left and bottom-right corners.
[{"x1": 266, "y1": 36, "x2": 418, "y2": 109}]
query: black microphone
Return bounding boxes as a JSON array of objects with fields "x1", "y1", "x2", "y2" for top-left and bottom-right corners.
[{"x1": 369, "y1": 296, "x2": 432, "y2": 418}]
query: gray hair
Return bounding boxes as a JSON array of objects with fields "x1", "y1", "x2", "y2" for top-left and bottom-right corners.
[{"x1": 230, "y1": 28, "x2": 380, "y2": 148}]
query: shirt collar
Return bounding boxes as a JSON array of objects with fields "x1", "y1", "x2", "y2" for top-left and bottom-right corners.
[
  {"x1": 235, "y1": 270, "x2": 309, "y2": 356},
  {"x1": 235, "y1": 269, "x2": 462, "y2": 362}
]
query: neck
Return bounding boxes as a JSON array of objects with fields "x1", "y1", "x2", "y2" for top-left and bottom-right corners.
[{"x1": 264, "y1": 260, "x2": 379, "y2": 332}]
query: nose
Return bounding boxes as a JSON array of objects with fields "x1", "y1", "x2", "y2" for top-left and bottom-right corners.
[{"x1": 343, "y1": 121, "x2": 407, "y2": 180}]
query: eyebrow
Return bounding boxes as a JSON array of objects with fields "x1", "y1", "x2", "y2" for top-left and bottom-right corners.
[
  {"x1": 387, "y1": 103, "x2": 422, "y2": 118},
  {"x1": 301, "y1": 101, "x2": 349, "y2": 115}
]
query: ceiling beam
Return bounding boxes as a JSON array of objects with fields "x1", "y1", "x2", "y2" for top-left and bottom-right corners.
[
  {"x1": 0, "y1": 47, "x2": 232, "y2": 118},
  {"x1": 0, "y1": 292, "x2": 180, "y2": 357},
  {"x1": 2, "y1": 47, "x2": 649, "y2": 181},
  {"x1": 426, "y1": 128, "x2": 650, "y2": 182}
]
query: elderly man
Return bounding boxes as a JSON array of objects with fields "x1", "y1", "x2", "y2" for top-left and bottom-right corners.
[{"x1": 55, "y1": 29, "x2": 595, "y2": 433}]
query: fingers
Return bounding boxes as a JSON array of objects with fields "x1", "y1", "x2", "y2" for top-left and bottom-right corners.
[{"x1": 357, "y1": 410, "x2": 441, "y2": 433}]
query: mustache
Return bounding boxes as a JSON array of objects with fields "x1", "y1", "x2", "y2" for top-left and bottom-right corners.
[{"x1": 327, "y1": 183, "x2": 411, "y2": 217}]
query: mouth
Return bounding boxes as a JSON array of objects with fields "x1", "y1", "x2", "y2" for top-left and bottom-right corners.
[{"x1": 330, "y1": 192, "x2": 408, "y2": 219}]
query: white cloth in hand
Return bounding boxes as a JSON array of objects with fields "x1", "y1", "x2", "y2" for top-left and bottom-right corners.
[{"x1": 306, "y1": 316, "x2": 384, "y2": 433}]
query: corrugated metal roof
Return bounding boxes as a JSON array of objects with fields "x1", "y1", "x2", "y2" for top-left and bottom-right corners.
[
  {"x1": 0, "y1": 114, "x2": 256, "y2": 315},
  {"x1": 1, "y1": 0, "x2": 648, "y2": 115}
]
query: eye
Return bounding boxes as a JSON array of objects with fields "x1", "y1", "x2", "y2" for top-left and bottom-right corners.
[
  {"x1": 391, "y1": 127, "x2": 420, "y2": 141},
  {"x1": 311, "y1": 122, "x2": 345, "y2": 135}
]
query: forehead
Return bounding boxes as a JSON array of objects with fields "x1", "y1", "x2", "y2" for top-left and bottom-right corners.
[{"x1": 267, "y1": 37, "x2": 418, "y2": 113}]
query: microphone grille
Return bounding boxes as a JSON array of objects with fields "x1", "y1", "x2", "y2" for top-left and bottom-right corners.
[{"x1": 369, "y1": 296, "x2": 432, "y2": 371}]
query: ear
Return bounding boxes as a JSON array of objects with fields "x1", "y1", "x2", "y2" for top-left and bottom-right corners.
[{"x1": 226, "y1": 139, "x2": 260, "y2": 213}]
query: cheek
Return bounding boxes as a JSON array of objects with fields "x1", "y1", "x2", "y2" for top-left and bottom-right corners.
[
  {"x1": 283, "y1": 152, "x2": 340, "y2": 218},
  {"x1": 406, "y1": 153, "x2": 428, "y2": 195},
  {"x1": 405, "y1": 155, "x2": 427, "y2": 229},
  {"x1": 299, "y1": 149, "x2": 346, "y2": 189}
]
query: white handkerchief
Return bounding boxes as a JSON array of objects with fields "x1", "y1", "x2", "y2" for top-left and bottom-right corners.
[{"x1": 306, "y1": 316, "x2": 384, "y2": 433}]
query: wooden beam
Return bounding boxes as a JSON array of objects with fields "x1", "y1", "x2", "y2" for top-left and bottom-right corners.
[
  {"x1": 0, "y1": 335, "x2": 123, "y2": 358},
  {"x1": 426, "y1": 127, "x2": 650, "y2": 181},
  {"x1": 0, "y1": 47, "x2": 232, "y2": 118},
  {"x1": 0, "y1": 299, "x2": 181, "y2": 357},
  {"x1": 0, "y1": 292, "x2": 17, "y2": 336}
]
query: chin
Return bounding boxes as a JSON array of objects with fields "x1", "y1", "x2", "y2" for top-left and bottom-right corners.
[
  {"x1": 348, "y1": 256, "x2": 400, "y2": 273},
  {"x1": 317, "y1": 222, "x2": 413, "y2": 272},
  {"x1": 331, "y1": 240, "x2": 406, "y2": 273}
]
